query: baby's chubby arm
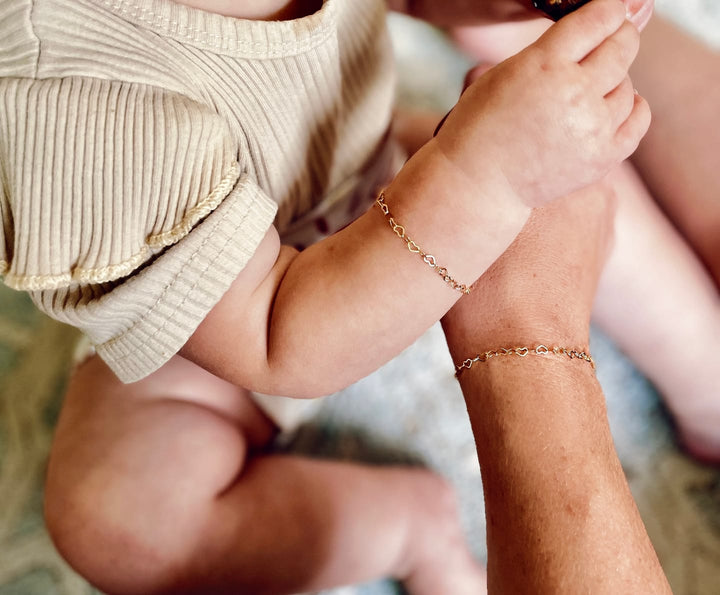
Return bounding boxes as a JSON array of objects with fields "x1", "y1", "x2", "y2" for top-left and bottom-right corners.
[
  {"x1": 182, "y1": 148, "x2": 524, "y2": 398},
  {"x1": 181, "y1": 0, "x2": 649, "y2": 398}
]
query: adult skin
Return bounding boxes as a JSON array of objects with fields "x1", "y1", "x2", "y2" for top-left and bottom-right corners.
[
  {"x1": 447, "y1": 0, "x2": 720, "y2": 464},
  {"x1": 442, "y1": 187, "x2": 672, "y2": 594}
]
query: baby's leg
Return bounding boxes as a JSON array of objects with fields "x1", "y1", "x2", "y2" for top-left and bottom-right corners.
[
  {"x1": 630, "y1": 16, "x2": 720, "y2": 285},
  {"x1": 593, "y1": 161, "x2": 720, "y2": 462},
  {"x1": 44, "y1": 355, "x2": 484, "y2": 594}
]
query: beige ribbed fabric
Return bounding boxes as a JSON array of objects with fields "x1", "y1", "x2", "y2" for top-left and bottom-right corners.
[{"x1": 0, "y1": 0, "x2": 396, "y2": 382}]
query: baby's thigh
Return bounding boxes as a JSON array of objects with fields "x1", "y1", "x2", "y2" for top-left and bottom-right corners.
[{"x1": 44, "y1": 355, "x2": 276, "y2": 588}]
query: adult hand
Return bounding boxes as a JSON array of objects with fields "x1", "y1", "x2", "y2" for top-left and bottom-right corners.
[
  {"x1": 442, "y1": 181, "x2": 616, "y2": 356},
  {"x1": 534, "y1": 0, "x2": 654, "y2": 30}
]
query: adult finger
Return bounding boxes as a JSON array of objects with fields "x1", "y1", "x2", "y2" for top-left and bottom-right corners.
[{"x1": 625, "y1": 0, "x2": 654, "y2": 32}]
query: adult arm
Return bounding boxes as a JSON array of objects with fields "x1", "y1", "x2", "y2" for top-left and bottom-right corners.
[{"x1": 442, "y1": 187, "x2": 671, "y2": 593}]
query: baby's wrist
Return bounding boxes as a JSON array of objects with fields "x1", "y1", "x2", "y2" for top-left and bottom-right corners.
[
  {"x1": 428, "y1": 133, "x2": 525, "y2": 205},
  {"x1": 385, "y1": 143, "x2": 530, "y2": 261},
  {"x1": 399, "y1": 141, "x2": 531, "y2": 225}
]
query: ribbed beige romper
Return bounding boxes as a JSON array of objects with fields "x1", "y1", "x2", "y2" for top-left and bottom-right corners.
[{"x1": 0, "y1": 0, "x2": 397, "y2": 392}]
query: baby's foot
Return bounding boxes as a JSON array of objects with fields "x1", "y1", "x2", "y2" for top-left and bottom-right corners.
[
  {"x1": 395, "y1": 473, "x2": 487, "y2": 595},
  {"x1": 403, "y1": 544, "x2": 487, "y2": 595}
]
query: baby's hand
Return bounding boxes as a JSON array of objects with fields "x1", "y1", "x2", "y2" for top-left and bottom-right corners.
[{"x1": 433, "y1": 0, "x2": 650, "y2": 207}]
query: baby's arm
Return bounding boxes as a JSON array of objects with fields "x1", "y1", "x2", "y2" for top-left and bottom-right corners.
[
  {"x1": 182, "y1": 0, "x2": 649, "y2": 398},
  {"x1": 183, "y1": 144, "x2": 526, "y2": 398}
]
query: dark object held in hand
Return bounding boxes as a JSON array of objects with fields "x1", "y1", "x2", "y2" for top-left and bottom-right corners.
[{"x1": 533, "y1": 0, "x2": 593, "y2": 21}]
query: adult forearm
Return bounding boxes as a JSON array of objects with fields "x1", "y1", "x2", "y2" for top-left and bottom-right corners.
[
  {"x1": 438, "y1": 181, "x2": 669, "y2": 593},
  {"x1": 444, "y1": 331, "x2": 670, "y2": 593}
]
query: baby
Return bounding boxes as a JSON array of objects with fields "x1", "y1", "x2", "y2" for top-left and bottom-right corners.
[{"x1": 0, "y1": 0, "x2": 648, "y2": 592}]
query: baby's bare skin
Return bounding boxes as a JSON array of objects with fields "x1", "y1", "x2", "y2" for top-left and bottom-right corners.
[{"x1": 172, "y1": 0, "x2": 321, "y2": 20}]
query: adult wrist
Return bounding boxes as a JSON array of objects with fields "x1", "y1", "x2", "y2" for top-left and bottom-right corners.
[{"x1": 442, "y1": 290, "x2": 591, "y2": 361}]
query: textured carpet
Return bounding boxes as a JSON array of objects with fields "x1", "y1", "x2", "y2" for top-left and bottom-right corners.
[{"x1": 1, "y1": 2, "x2": 719, "y2": 594}]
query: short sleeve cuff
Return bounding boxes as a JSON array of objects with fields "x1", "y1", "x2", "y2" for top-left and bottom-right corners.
[{"x1": 78, "y1": 175, "x2": 276, "y2": 382}]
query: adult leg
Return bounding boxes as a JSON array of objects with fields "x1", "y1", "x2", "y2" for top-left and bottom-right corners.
[
  {"x1": 630, "y1": 16, "x2": 720, "y2": 285},
  {"x1": 593, "y1": 162, "x2": 720, "y2": 462},
  {"x1": 44, "y1": 355, "x2": 484, "y2": 595}
]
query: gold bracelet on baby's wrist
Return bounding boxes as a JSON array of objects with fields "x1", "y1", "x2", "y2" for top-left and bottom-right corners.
[
  {"x1": 454, "y1": 345, "x2": 595, "y2": 377},
  {"x1": 375, "y1": 191, "x2": 471, "y2": 295}
]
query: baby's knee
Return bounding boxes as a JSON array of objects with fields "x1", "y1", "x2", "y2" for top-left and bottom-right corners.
[
  {"x1": 44, "y1": 478, "x2": 191, "y2": 594},
  {"x1": 43, "y1": 407, "x2": 247, "y2": 594}
]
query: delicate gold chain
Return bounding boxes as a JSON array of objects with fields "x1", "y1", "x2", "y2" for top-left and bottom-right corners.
[
  {"x1": 455, "y1": 345, "x2": 595, "y2": 377},
  {"x1": 375, "y1": 192, "x2": 471, "y2": 295}
]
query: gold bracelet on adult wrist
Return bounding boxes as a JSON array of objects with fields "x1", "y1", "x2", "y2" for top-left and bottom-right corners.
[{"x1": 454, "y1": 345, "x2": 595, "y2": 377}]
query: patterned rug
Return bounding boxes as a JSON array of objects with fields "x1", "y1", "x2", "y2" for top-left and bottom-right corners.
[{"x1": 2, "y1": 3, "x2": 720, "y2": 594}]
